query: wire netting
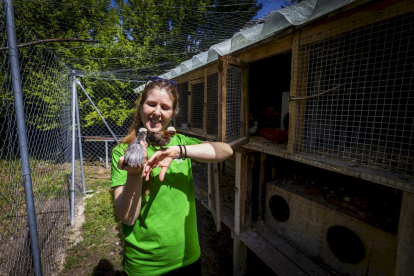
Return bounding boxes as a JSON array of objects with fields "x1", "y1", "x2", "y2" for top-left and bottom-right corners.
[
  {"x1": 206, "y1": 73, "x2": 218, "y2": 136},
  {"x1": 293, "y1": 4, "x2": 414, "y2": 189},
  {"x1": 226, "y1": 66, "x2": 242, "y2": 143},
  {"x1": 0, "y1": 3, "x2": 82, "y2": 275},
  {"x1": 190, "y1": 81, "x2": 205, "y2": 130},
  {"x1": 76, "y1": 78, "x2": 139, "y2": 166},
  {"x1": 176, "y1": 81, "x2": 189, "y2": 130}
]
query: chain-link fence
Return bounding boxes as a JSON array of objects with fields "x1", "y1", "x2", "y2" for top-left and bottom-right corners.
[
  {"x1": 0, "y1": 2, "x2": 84, "y2": 275},
  {"x1": 75, "y1": 77, "x2": 140, "y2": 167}
]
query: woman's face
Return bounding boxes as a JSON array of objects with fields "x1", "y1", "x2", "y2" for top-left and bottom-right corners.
[{"x1": 141, "y1": 87, "x2": 174, "y2": 133}]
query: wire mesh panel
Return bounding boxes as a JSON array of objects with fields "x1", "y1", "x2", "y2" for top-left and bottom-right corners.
[
  {"x1": 176, "y1": 81, "x2": 188, "y2": 129},
  {"x1": 0, "y1": 6, "x2": 76, "y2": 275},
  {"x1": 206, "y1": 73, "x2": 218, "y2": 137},
  {"x1": 226, "y1": 66, "x2": 242, "y2": 143},
  {"x1": 190, "y1": 81, "x2": 204, "y2": 130},
  {"x1": 77, "y1": 78, "x2": 138, "y2": 162},
  {"x1": 292, "y1": 6, "x2": 414, "y2": 189}
]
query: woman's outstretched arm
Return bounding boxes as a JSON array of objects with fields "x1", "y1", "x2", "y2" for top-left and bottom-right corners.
[{"x1": 143, "y1": 142, "x2": 233, "y2": 181}]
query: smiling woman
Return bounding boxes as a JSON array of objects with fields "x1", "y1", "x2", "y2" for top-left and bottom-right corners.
[{"x1": 110, "y1": 77, "x2": 233, "y2": 276}]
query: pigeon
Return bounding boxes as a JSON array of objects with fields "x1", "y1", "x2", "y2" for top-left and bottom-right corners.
[
  {"x1": 147, "y1": 126, "x2": 177, "y2": 149},
  {"x1": 124, "y1": 128, "x2": 148, "y2": 168}
]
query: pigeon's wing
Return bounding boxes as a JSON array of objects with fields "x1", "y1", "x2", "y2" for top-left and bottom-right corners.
[{"x1": 124, "y1": 132, "x2": 147, "y2": 167}]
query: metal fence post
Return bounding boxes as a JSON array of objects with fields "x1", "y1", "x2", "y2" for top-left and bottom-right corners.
[
  {"x1": 71, "y1": 72, "x2": 76, "y2": 225},
  {"x1": 75, "y1": 90, "x2": 86, "y2": 193},
  {"x1": 4, "y1": 0, "x2": 43, "y2": 275},
  {"x1": 105, "y1": 141, "x2": 109, "y2": 169}
]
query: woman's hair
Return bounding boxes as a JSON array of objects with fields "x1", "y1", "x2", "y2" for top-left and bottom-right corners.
[{"x1": 123, "y1": 80, "x2": 179, "y2": 144}]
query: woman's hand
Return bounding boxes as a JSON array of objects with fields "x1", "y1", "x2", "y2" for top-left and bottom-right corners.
[
  {"x1": 142, "y1": 146, "x2": 180, "y2": 181},
  {"x1": 118, "y1": 141, "x2": 148, "y2": 176}
]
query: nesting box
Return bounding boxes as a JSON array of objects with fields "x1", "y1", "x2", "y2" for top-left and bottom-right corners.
[{"x1": 265, "y1": 181, "x2": 397, "y2": 275}]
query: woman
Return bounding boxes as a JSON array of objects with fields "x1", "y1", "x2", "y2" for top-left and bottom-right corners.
[{"x1": 111, "y1": 77, "x2": 233, "y2": 276}]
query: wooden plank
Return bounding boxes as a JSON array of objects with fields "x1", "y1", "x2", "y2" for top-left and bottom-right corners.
[
  {"x1": 189, "y1": 77, "x2": 204, "y2": 85},
  {"x1": 224, "y1": 55, "x2": 248, "y2": 68},
  {"x1": 205, "y1": 64, "x2": 218, "y2": 76},
  {"x1": 218, "y1": 55, "x2": 223, "y2": 142},
  {"x1": 240, "y1": 225, "x2": 331, "y2": 276},
  {"x1": 235, "y1": 149, "x2": 247, "y2": 235},
  {"x1": 287, "y1": 30, "x2": 309, "y2": 154},
  {"x1": 193, "y1": 180, "x2": 234, "y2": 231},
  {"x1": 220, "y1": 55, "x2": 227, "y2": 143},
  {"x1": 173, "y1": 75, "x2": 188, "y2": 84},
  {"x1": 229, "y1": 137, "x2": 249, "y2": 150},
  {"x1": 187, "y1": 81, "x2": 192, "y2": 130},
  {"x1": 213, "y1": 163, "x2": 221, "y2": 232},
  {"x1": 258, "y1": 153, "x2": 267, "y2": 222},
  {"x1": 239, "y1": 34, "x2": 293, "y2": 64},
  {"x1": 299, "y1": 0, "x2": 414, "y2": 45},
  {"x1": 395, "y1": 191, "x2": 414, "y2": 276},
  {"x1": 187, "y1": 68, "x2": 205, "y2": 81},
  {"x1": 233, "y1": 235, "x2": 248, "y2": 276},
  {"x1": 207, "y1": 163, "x2": 213, "y2": 211}
]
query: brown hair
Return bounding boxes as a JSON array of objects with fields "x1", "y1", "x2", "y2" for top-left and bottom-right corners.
[{"x1": 123, "y1": 80, "x2": 179, "y2": 144}]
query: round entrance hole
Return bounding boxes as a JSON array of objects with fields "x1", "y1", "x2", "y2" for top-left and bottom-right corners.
[
  {"x1": 269, "y1": 195, "x2": 290, "y2": 222},
  {"x1": 327, "y1": 226, "x2": 366, "y2": 264}
]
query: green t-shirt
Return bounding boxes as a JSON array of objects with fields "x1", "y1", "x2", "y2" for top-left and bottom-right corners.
[{"x1": 111, "y1": 134, "x2": 202, "y2": 276}]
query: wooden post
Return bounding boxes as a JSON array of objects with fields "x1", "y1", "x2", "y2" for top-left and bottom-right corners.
[
  {"x1": 395, "y1": 191, "x2": 414, "y2": 276},
  {"x1": 207, "y1": 162, "x2": 221, "y2": 232},
  {"x1": 233, "y1": 235, "x2": 248, "y2": 276},
  {"x1": 188, "y1": 81, "x2": 192, "y2": 130},
  {"x1": 213, "y1": 163, "x2": 221, "y2": 232},
  {"x1": 207, "y1": 163, "x2": 213, "y2": 211},
  {"x1": 221, "y1": 58, "x2": 227, "y2": 143},
  {"x1": 258, "y1": 153, "x2": 267, "y2": 222},
  {"x1": 203, "y1": 68, "x2": 208, "y2": 136},
  {"x1": 288, "y1": 30, "x2": 308, "y2": 154},
  {"x1": 233, "y1": 148, "x2": 248, "y2": 276},
  {"x1": 218, "y1": 55, "x2": 223, "y2": 142}
]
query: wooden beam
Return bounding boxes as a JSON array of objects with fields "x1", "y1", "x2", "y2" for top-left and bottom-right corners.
[
  {"x1": 204, "y1": 69, "x2": 208, "y2": 136},
  {"x1": 235, "y1": 149, "x2": 247, "y2": 235},
  {"x1": 395, "y1": 191, "x2": 414, "y2": 276},
  {"x1": 239, "y1": 34, "x2": 293, "y2": 64},
  {"x1": 219, "y1": 55, "x2": 227, "y2": 143},
  {"x1": 224, "y1": 55, "x2": 248, "y2": 68},
  {"x1": 207, "y1": 163, "x2": 213, "y2": 211},
  {"x1": 213, "y1": 163, "x2": 221, "y2": 232},
  {"x1": 187, "y1": 81, "x2": 192, "y2": 130},
  {"x1": 287, "y1": 30, "x2": 308, "y2": 154},
  {"x1": 233, "y1": 235, "x2": 248, "y2": 276},
  {"x1": 229, "y1": 137, "x2": 248, "y2": 150},
  {"x1": 258, "y1": 153, "x2": 267, "y2": 222}
]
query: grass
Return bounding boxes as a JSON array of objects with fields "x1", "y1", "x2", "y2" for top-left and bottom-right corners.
[{"x1": 59, "y1": 163, "x2": 125, "y2": 276}]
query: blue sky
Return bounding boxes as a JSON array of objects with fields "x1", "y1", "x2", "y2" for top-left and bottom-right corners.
[{"x1": 256, "y1": 0, "x2": 285, "y2": 18}]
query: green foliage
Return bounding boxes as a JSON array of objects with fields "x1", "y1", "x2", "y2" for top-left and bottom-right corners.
[{"x1": 3, "y1": 0, "x2": 262, "y2": 131}]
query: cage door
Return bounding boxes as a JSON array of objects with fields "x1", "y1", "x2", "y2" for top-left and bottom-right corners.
[{"x1": 218, "y1": 55, "x2": 249, "y2": 149}]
